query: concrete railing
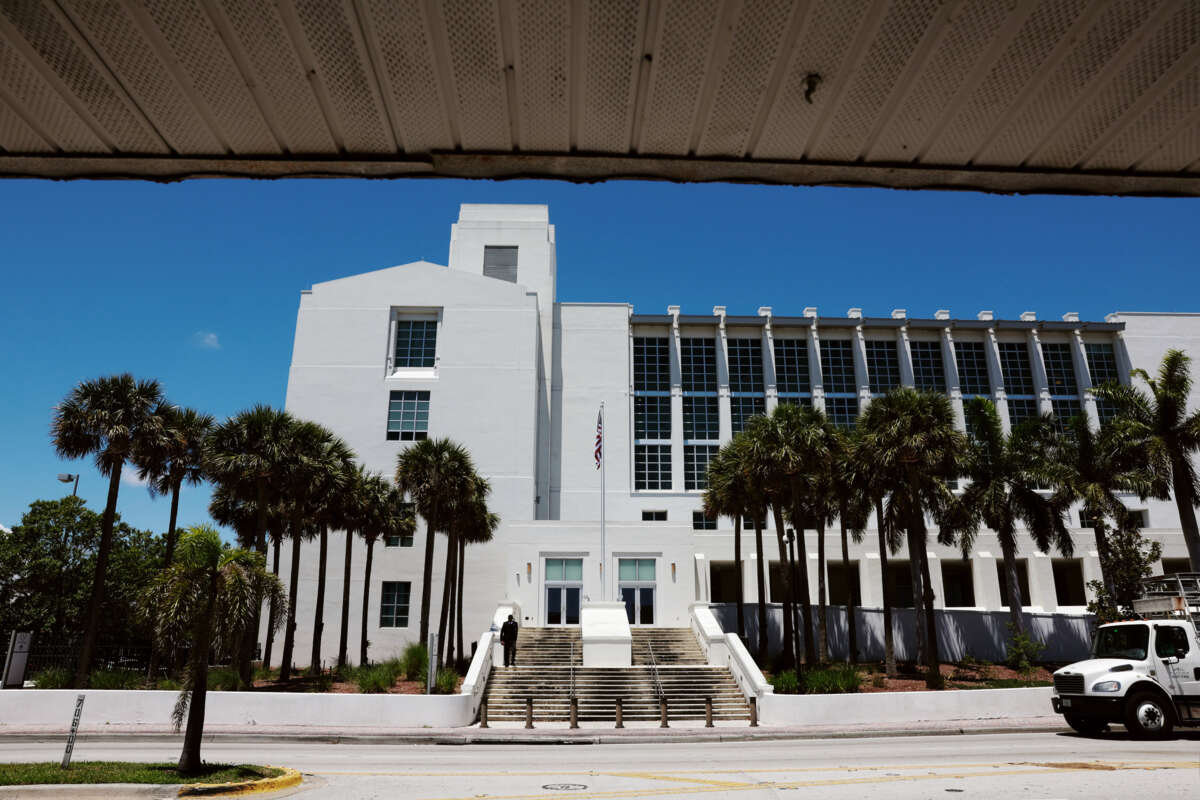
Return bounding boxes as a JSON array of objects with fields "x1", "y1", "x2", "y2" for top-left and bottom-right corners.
[
  {"x1": 460, "y1": 629, "x2": 494, "y2": 720},
  {"x1": 691, "y1": 603, "x2": 772, "y2": 702}
]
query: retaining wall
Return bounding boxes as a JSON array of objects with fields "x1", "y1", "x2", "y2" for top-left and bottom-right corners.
[{"x1": 759, "y1": 686, "x2": 1055, "y2": 726}]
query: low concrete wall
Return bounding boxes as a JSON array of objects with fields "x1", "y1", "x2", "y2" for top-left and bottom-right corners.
[
  {"x1": 759, "y1": 686, "x2": 1055, "y2": 726},
  {"x1": 712, "y1": 603, "x2": 1094, "y2": 663},
  {"x1": 0, "y1": 689, "x2": 476, "y2": 731}
]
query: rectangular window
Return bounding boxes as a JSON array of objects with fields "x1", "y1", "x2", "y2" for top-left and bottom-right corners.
[
  {"x1": 773, "y1": 339, "x2": 811, "y2": 394},
  {"x1": 692, "y1": 510, "x2": 717, "y2": 530},
  {"x1": 777, "y1": 395, "x2": 812, "y2": 409},
  {"x1": 634, "y1": 396, "x2": 671, "y2": 440},
  {"x1": 996, "y1": 560, "x2": 1031, "y2": 608},
  {"x1": 910, "y1": 340, "x2": 945, "y2": 392},
  {"x1": 1053, "y1": 559, "x2": 1086, "y2": 606},
  {"x1": 483, "y1": 245, "x2": 518, "y2": 283},
  {"x1": 941, "y1": 560, "x2": 976, "y2": 607},
  {"x1": 1050, "y1": 397, "x2": 1081, "y2": 429},
  {"x1": 635, "y1": 444, "x2": 672, "y2": 490},
  {"x1": 709, "y1": 561, "x2": 739, "y2": 602},
  {"x1": 954, "y1": 341, "x2": 991, "y2": 397},
  {"x1": 680, "y1": 338, "x2": 718, "y2": 392},
  {"x1": 827, "y1": 561, "x2": 861, "y2": 606},
  {"x1": 385, "y1": 502, "x2": 414, "y2": 548},
  {"x1": 821, "y1": 339, "x2": 856, "y2": 394},
  {"x1": 1077, "y1": 508, "x2": 1144, "y2": 528},
  {"x1": 546, "y1": 558, "x2": 584, "y2": 581},
  {"x1": 683, "y1": 396, "x2": 719, "y2": 440},
  {"x1": 885, "y1": 562, "x2": 914, "y2": 608},
  {"x1": 865, "y1": 340, "x2": 900, "y2": 394},
  {"x1": 386, "y1": 391, "x2": 430, "y2": 440},
  {"x1": 394, "y1": 319, "x2": 438, "y2": 368},
  {"x1": 1007, "y1": 398, "x2": 1038, "y2": 427},
  {"x1": 730, "y1": 395, "x2": 765, "y2": 434},
  {"x1": 641, "y1": 510, "x2": 667, "y2": 522},
  {"x1": 633, "y1": 337, "x2": 671, "y2": 392},
  {"x1": 619, "y1": 558, "x2": 656, "y2": 581},
  {"x1": 727, "y1": 338, "x2": 764, "y2": 393},
  {"x1": 1162, "y1": 558, "x2": 1191, "y2": 575},
  {"x1": 998, "y1": 342, "x2": 1034, "y2": 395},
  {"x1": 1085, "y1": 342, "x2": 1119, "y2": 386},
  {"x1": 825, "y1": 396, "x2": 858, "y2": 428},
  {"x1": 1041, "y1": 342, "x2": 1077, "y2": 395},
  {"x1": 685, "y1": 444, "x2": 719, "y2": 490},
  {"x1": 379, "y1": 581, "x2": 411, "y2": 627}
]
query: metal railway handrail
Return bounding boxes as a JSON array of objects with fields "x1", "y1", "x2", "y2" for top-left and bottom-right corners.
[
  {"x1": 569, "y1": 641, "x2": 576, "y2": 700},
  {"x1": 646, "y1": 640, "x2": 665, "y2": 700}
]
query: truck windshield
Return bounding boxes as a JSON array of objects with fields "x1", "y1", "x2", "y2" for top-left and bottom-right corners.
[{"x1": 1092, "y1": 624, "x2": 1149, "y2": 660}]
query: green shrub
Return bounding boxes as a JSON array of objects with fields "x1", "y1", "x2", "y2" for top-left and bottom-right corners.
[
  {"x1": 433, "y1": 667, "x2": 459, "y2": 695},
  {"x1": 155, "y1": 677, "x2": 181, "y2": 690},
  {"x1": 770, "y1": 670, "x2": 801, "y2": 695},
  {"x1": 401, "y1": 643, "x2": 428, "y2": 683},
  {"x1": 800, "y1": 666, "x2": 862, "y2": 695},
  {"x1": 1004, "y1": 624, "x2": 1045, "y2": 682},
  {"x1": 253, "y1": 666, "x2": 276, "y2": 682},
  {"x1": 88, "y1": 669, "x2": 143, "y2": 690},
  {"x1": 31, "y1": 667, "x2": 71, "y2": 689},
  {"x1": 353, "y1": 660, "x2": 403, "y2": 694},
  {"x1": 207, "y1": 668, "x2": 240, "y2": 692}
]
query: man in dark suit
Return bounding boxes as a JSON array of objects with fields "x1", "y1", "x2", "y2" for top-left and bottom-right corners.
[{"x1": 500, "y1": 614, "x2": 519, "y2": 667}]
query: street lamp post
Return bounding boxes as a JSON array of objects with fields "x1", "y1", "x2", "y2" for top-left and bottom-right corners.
[{"x1": 57, "y1": 473, "x2": 79, "y2": 496}]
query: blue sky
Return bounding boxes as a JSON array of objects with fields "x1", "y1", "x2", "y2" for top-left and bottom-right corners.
[{"x1": 1, "y1": 178, "x2": 1197, "y2": 536}]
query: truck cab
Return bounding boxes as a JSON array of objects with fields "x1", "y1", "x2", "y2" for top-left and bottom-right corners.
[{"x1": 1051, "y1": 573, "x2": 1200, "y2": 738}]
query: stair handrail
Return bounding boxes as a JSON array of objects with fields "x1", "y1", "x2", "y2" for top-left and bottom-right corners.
[
  {"x1": 569, "y1": 640, "x2": 576, "y2": 700},
  {"x1": 646, "y1": 639, "x2": 665, "y2": 700}
]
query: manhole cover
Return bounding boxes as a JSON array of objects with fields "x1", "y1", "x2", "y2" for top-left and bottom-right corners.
[{"x1": 542, "y1": 784, "x2": 587, "y2": 790}]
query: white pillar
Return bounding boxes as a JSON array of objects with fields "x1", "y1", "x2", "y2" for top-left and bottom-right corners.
[
  {"x1": 897, "y1": 324, "x2": 916, "y2": 388},
  {"x1": 852, "y1": 322, "x2": 872, "y2": 412},
  {"x1": 1026, "y1": 327, "x2": 1053, "y2": 417},
  {"x1": 1070, "y1": 327, "x2": 1100, "y2": 430},
  {"x1": 942, "y1": 327, "x2": 965, "y2": 431},
  {"x1": 982, "y1": 324, "x2": 1011, "y2": 432},
  {"x1": 807, "y1": 310, "x2": 825, "y2": 412},
  {"x1": 668, "y1": 307, "x2": 685, "y2": 492},
  {"x1": 715, "y1": 307, "x2": 732, "y2": 442},
  {"x1": 761, "y1": 307, "x2": 778, "y2": 414}
]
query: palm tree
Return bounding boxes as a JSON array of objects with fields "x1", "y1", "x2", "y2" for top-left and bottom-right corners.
[
  {"x1": 361, "y1": 483, "x2": 414, "y2": 665},
  {"x1": 702, "y1": 444, "x2": 749, "y2": 644},
  {"x1": 1097, "y1": 349, "x2": 1200, "y2": 569},
  {"x1": 858, "y1": 389, "x2": 965, "y2": 689},
  {"x1": 395, "y1": 438, "x2": 478, "y2": 648},
  {"x1": 454, "y1": 481, "x2": 498, "y2": 670},
  {"x1": 960, "y1": 400, "x2": 1073, "y2": 635},
  {"x1": 136, "y1": 406, "x2": 215, "y2": 567},
  {"x1": 830, "y1": 428, "x2": 871, "y2": 664},
  {"x1": 145, "y1": 524, "x2": 284, "y2": 774},
  {"x1": 52, "y1": 373, "x2": 165, "y2": 687},
  {"x1": 308, "y1": 440, "x2": 356, "y2": 675},
  {"x1": 336, "y1": 466, "x2": 369, "y2": 671}
]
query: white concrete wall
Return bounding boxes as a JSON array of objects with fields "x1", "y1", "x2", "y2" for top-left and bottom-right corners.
[{"x1": 759, "y1": 686, "x2": 1055, "y2": 726}]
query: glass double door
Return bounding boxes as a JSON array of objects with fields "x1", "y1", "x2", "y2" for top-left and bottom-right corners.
[
  {"x1": 545, "y1": 557, "x2": 582, "y2": 626},
  {"x1": 619, "y1": 558, "x2": 656, "y2": 626}
]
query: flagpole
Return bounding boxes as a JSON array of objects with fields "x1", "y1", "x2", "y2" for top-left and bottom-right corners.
[{"x1": 599, "y1": 401, "x2": 606, "y2": 601}]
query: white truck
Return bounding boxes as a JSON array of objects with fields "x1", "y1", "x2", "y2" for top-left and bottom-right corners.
[{"x1": 1051, "y1": 573, "x2": 1200, "y2": 738}]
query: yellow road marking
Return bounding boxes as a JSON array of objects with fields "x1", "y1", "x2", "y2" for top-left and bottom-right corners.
[{"x1": 607, "y1": 771, "x2": 748, "y2": 788}]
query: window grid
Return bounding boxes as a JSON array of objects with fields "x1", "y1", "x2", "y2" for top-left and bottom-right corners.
[
  {"x1": 728, "y1": 338, "x2": 764, "y2": 393},
  {"x1": 825, "y1": 396, "x2": 858, "y2": 428},
  {"x1": 379, "y1": 581, "x2": 410, "y2": 627},
  {"x1": 685, "y1": 444, "x2": 719, "y2": 491},
  {"x1": 777, "y1": 395, "x2": 812, "y2": 409},
  {"x1": 1051, "y1": 397, "x2": 1081, "y2": 431},
  {"x1": 998, "y1": 342, "x2": 1034, "y2": 395},
  {"x1": 641, "y1": 510, "x2": 667, "y2": 522},
  {"x1": 683, "y1": 395, "x2": 719, "y2": 441},
  {"x1": 1007, "y1": 398, "x2": 1038, "y2": 427},
  {"x1": 730, "y1": 395, "x2": 766, "y2": 434},
  {"x1": 635, "y1": 444, "x2": 672, "y2": 490},
  {"x1": 1041, "y1": 342, "x2": 1078, "y2": 395},
  {"x1": 1086, "y1": 342, "x2": 1120, "y2": 425},
  {"x1": 394, "y1": 320, "x2": 437, "y2": 368},
  {"x1": 954, "y1": 341, "x2": 991, "y2": 397},
  {"x1": 633, "y1": 337, "x2": 670, "y2": 392},
  {"x1": 385, "y1": 503, "x2": 415, "y2": 547},
  {"x1": 773, "y1": 339, "x2": 811, "y2": 395},
  {"x1": 680, "y1": 338, "x2": 718, "y2": 392},
  {"x1": 634, "y1": 396, "x2": 671, "y2": 440},
  {"x1": 820, "y1": 339, "x2": 856, "y2": 394},
  {"x1": 692, "y1": 510, "x2": 717, "y2": 530},
  {"x1": 910, "y1": 341, "x2": 946, "y2": 392},
  {"x1": 386, "y1": 391, "x2": 430, "y2": 441},
  {"x1": 865, "y1": 340, "x2": 900, "y2": 394}
]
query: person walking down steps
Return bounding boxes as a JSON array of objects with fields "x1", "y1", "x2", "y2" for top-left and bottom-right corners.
[{"x1": 501, "y1": 614, "x2": 519, "y2": 667}]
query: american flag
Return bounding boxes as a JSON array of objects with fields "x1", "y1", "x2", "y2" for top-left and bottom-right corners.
[{"x1": 594, "y1": 409, "x2": 603, "y2": 469}]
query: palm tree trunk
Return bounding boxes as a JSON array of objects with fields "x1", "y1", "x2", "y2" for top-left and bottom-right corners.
[
  {"x1": 262, "y1": 536, "x2": 281, "y2": 670},
  {"x1": 768, "y1": 509, "x2": 794, "y2": 670},
  {"x1": 817, "y1": 516, "x2": 828, "y2": 663},
  {"x1": 456, "y1": 537, "x2": 466, "y2": 671},
  {"x1": 782, "y1": 501, "x2": 816, "y2": 668},
  {"x1": 278, "y1": 525, "x2": 303, "y2": 682},
  {"x1": 840, "y1": 502, "x2": 857, "y2": 664},
  {"x1": 1091, "y1": 522, "x2": 1115, "y2": 600},
  {"x1": 74, "y1": 465, "x2": 122, "y2": 688},
  {"x1": 147, "y1": 477, "x2": 184, "y2": 681},
  {"x1": 733, "y1": 517, "x2": 745, "y2": 643},
  {"x1": 360, "y1": 536, "x2": 375, "y2": 666},
  {"x1": 1170, "y1": 453, "x2": 1200, "y2": 570},
  {"x1": 753, "y1": 517, "x2": 768, "y2": 665},
  {"x1": 419, "y1": 515, "x2": 437, "y2": 644},
  {"x1": 178, "y1": 571, "x2": 218, "y2": 774},
  {"x1": 907, "y1": 528, "x2": 927, "y2": 665},
  {"x1": 437, "y1": 530, "x2": 457, "y2": 670},
  {"x1": 910, "y1": 511, "x2": 942, "y2": 690},
  {"x1": 1001, "y1": 536, "x2": 1024, "y2": 636},
  {"x1": 238, "y1": 481, "x2": 270, "y2": 688},
  {"x1": 876, "y1": 498, "x2": 896, "y2": 677},
  {"x1": 309, "y1": 525, "x2": 329, "y2": 674},
  {"x1": 337, "y1": 529, "x2": 354, "y2": 670}
]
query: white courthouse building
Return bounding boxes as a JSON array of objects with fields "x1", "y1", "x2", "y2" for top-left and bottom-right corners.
[{"x1": 274, "y1": 203, "x2": 1199, "y2": 667}]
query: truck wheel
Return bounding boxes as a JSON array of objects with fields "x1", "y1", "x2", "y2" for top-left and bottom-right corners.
[
  {"x1": 1123, "y1": 691, "x2": 1174, "y2": 739},
  {"x1": 1064, "y1": 714, "x2": 1107, "y2": 736}
]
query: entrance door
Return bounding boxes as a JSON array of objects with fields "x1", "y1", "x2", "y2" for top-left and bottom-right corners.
[
  {"x1": 545, "y1": 558, "x2": 583, "y2": 626},
  {"x1": 618, "y1": 558, "x2": 656, "y2": 625}
]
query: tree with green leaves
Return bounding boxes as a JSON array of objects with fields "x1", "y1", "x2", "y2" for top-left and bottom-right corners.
[
  {"x1": 830, "y1": 428, "x2": 872, "y2": 664},
  {"x1": 452, "y1": 480, "x2": 498, "y2": 670},
  {"x1": 1097, "y1": 348, "x2": 1200, "y2": 570},
  {"x1": 51, "y1": 373, "x2": 165, "y2": 687},
  {"x1": 134, "y1": 406, "x2": 215, "y2": 568},
  {"x1": 307, "y1": 438, "x2": 356, "y2": 675},
  {"x1": 858, "y1": 389, "x2": 966, "y2": 689},
  {"x1": 1085, "y1": 523, "x2": 1163, "y2": 623},
  {"x1": 702, "y1": 443, "x2": 750, "y2": 646},
  {"x1": 144, "y1": 525, "x2": 284, "y2": 774},
  {"x1": 960, "y1": 400, "x2": 1073, "y2": 636},
  {"x1": 360, "y1": 482, "x2": 414, "y2": 665}
]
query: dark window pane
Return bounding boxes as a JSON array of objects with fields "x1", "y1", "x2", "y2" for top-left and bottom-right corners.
[
  {"x1": 910, "y1": 341, "x2": 945, "y2": 392},
  {"x1": 1041, "y1": 342, "x2": 1077, "y2": 395},
  {"x1": 996, "y1": 560, "x2": 1031, "y2": 608},
  {"x1": 998, "y1": 342, "x2": 1034, "y2": 395},
  {"x1": 941, "y1": 560, "x2": 975, "y2": 607},
  {"x1": 709, "y1": 561, "x2": 739, "y2": 602},
  {"x1": 773, "y1": 339, "x2": 810, "y2": 394},
  {"x1": 730, "y1": 395, "x2": 765, "y2": 434},
  {"x1": 394, "y1": 320, "x2": 438, "y2": 368},
  {"x1": 954, "y1": 340, "x2": 991, "y2": 396},
  {"x1": 635, "y1": 445, "x2": 672, "y2": 490},
  {"x1": 828, "y1": 561, "x2": 861, "y2": 606},
  {"x1": 387, "y1": 391, "x2": 430, "y2": 440},
  {"x1": 1008, "y1": 398, "x2": 1038, "y2": 427},
  {"x1": 685, "y1": 444, "x2": 719, "y2": 490},
  {"x1": 825, "y1": 396, "x2": 858, "y2": 428},
  {"x1": 1053, "y1": 560, "x2": 1086, "y2": 606},
  {"x1": 692, "y1": 510, "x2": 717, "y2": 530},
  {"x1": 634, "y1": 395, "x2": 671, "y2": 439},
  {"x1": 633, "y1": 337, "x2": 671, "y2": 392},
  {"x1": 683, "y1": 395, "x2": 719, "y2": 440},
  {"x1": 728, "y1": 338, "x2": 763, "y2": 393},
  {"x1": 821, "y1": 339, "x2": 856, "y2": 394},
  {"x1": 380, "y1": 581, "x2": 411, "y2": 627},
  {"x1": 681, "y1": 338, "x2": 717, "y2": 392},
  {"x1": 865, "y1": 340, "x2": 900, "y2": 394}
]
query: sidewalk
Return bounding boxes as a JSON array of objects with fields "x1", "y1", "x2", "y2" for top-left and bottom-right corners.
[{"x1": 0, "y1": 715, "x2": 1067, "y2": 745}]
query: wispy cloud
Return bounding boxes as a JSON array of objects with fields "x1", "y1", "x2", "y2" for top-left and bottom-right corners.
[
  {"x1": 121, "y1": 465, "x2": 150, "y2": 488},
  {"x1": 191, "y1": 330, "x2": 221, "y2": 350}
]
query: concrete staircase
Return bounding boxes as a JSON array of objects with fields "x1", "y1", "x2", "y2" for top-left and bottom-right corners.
[{"x1": 483, "y1": 627, "x2": 749, "y2": 722}]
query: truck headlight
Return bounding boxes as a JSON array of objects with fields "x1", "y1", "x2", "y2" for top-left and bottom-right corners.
[{"x1": 1091, "y1": 681, "x2": 1121, "y2": 693}]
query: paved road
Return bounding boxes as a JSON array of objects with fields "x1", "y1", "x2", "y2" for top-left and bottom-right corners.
[{"x1": 4, "y1": 732, "x2": 1197, "y2": 799}]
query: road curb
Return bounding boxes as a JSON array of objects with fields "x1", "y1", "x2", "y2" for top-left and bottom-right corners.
[
  {"x1": 178, "y1": 766, "x2": 301, "y2": 796},
  {"x1": 0, "y1": 785, "x2": 174, "y2": 799}
]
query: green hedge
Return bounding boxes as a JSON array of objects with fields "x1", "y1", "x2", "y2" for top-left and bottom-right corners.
[{"x1": 770, "y1": 666, "x2": 862, "y2": 695}]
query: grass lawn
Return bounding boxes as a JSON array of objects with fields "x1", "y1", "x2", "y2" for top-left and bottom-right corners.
[{"x1": 0, "y1": 762, "x2": 282, "y2": 786}]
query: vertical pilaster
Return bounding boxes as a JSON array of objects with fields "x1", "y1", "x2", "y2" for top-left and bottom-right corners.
[
  {"x1": 926, "y1": 551, "x2": 945, "y2": 609},
  {"x1": 806, "y1": 308, "x2": 824, "y2": 412},
  {"x1": 385, "y1": 313, "x2": 397, "y2": 374},
  {"x1": 1024, "y1": 314, "x2": 1053, "y2": 416},
  {"x1": 859, "y1": 555, "x2": 881, "y2": 608},
  {"x1": 715, "y1": 306, "x2": 732, "y2": 442},
  {"x1": 1028, "y1": 552, "x2": 1055, "y2": 612},
  {"x1": 1068, "y1": 320, "x2": 1099, "y2": 430},
  {"x1": 896, "y1": 317, "x2": 915, "y2": 388},
  {"x1": 850, "y1": 309, "x2": 871, "y2": 412},
  {"x1": 761, "y1": 307, "x2": 778, "y2": 414},
  {"x1": 980, "y1": 315, "x2": 1011, "y2": 432},
  {"x1": 668, "y1": 306, "x2": 685, "y2": 492},
  {"x1": 941, "y1": 323, "x2": 965, "y2": 431}
]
